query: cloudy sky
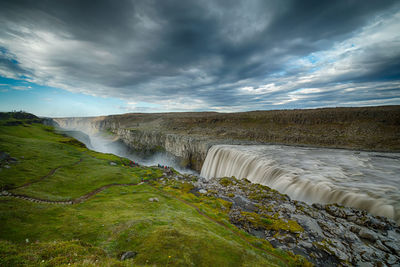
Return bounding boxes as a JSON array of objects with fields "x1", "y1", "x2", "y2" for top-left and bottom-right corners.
[{"x1": 0, "y1": 0, "x2": 399, "y2": 117}]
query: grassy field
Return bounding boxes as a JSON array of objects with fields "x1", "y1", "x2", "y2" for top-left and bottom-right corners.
[{"x1": 0, "y1": 113, "x2": 307, "y2": 266}]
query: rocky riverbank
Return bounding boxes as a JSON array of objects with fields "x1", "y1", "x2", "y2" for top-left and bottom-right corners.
[{"x1": 161, "y1": 172, "x2": 400, "y2": 266}]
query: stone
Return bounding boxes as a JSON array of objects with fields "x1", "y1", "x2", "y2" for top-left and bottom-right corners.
[
  {"x1": 367, "y1": 217, "x2": 387, "y2": 230},
  {"x1": 386, "y1": 254, "x2": 399, "y2": 265},
  {"x1": 8, "y1": 157, "x2": 18, "y2": 163},
  {"x1": 4, "y1": 165, "x2": 10, "y2": 169},
  {"x1": 168, "y1": 175, "x2": 400, "y2": 266},
  {"x1": 120, "y1": 251, "x2": 137, "y2": 260},
  {"x1": 199, "y1": 189, "x2": 207, "y2": 194},
  {"x1": 312, "y1": 203, "x2": 324, "y2": 210},
  {"x1": 232, "y1": 195, "x2": 256, "y2": 211},
  {"x1": 109, "y1": 162, "x2": 117, "y2": 166},
  {"x1": 359, "y1": 228, "x2": 377, "y2": 242},
  {"x1": 293, "y1": 215, "x2": 323, "y2": 237},
  {"x1": 350, "y1": 225, "x2": 361, "y2": 234},
  {"x1": 357, "y1": 261, "x2": 374, "y2": 267},
  {"x1": 298, "y1": 240, "x2": 313, "y2": 249},
  {"x1": 280, "y1": 203, "x2": 296, "y2": 213},
  {"x1": 148, "y1": 197, "x2": 159, "y2": 202},
  {"x1": 374, "y1": 240, "x2": 390, "y2": 253},
  {"x1": 383, "y1": 241, "x2": 400, "y2": 255},
  {"x1": 283, "y1": 235, "x2": 295, "y2": 244},
  {"x1": 0, "y1": 152, "x2": 9, "y2": 161},
  {"x1": 347, "y1": 215, "x2": 357, "y2": 222}
]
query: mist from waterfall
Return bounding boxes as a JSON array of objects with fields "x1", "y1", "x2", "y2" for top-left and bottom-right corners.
[
  {"x1": 58, "y1": 128, "x2": 197, "y2": 175},
  {"x1": 201, "y1": 145, "x2": 400, "y2": 224}
]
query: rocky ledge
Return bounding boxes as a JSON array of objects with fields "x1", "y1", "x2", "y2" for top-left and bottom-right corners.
[{"x1": 164, "y1": 173, "x2": 400, "y2": 266}]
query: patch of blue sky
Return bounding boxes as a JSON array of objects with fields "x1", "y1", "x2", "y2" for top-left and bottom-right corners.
[
  {"x1": 304, "y1": 54, "x2": 318, "y2": 64},
  {"x1": 0, "y1": 76, "x2": 127, "y2": 117},
  {"x1": 308, "y1": 66, "x2": 321, "y2": 73},
  {"x1": 0, "y1": 46, "x2": 17, "y2": 63},
  {"x1": 270, "y1": 70, "x2": 287, "y2": 77}
]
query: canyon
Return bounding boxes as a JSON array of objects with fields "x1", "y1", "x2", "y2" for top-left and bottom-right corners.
[{"x1": 52, "y1": 105, "x2": 400, "y2": 172}]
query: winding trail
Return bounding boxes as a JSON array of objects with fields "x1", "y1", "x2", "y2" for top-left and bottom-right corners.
[
  {"x1": 14, "y1": 158, "x2": 83, "y2": 189},
  {"x1": 1, "y1": 170, "x2": 289, "y2": 265},
  {"x1": 1, "y1": 181, "x2": 143, "y2": 205}
]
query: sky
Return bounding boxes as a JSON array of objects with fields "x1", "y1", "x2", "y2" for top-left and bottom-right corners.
[{"x1": 0, "y1": 0, "x2": 400, "y2": 117}]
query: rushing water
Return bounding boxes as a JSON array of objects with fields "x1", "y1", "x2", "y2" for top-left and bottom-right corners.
[{"x1": 201, "y1": 144, "x2": 400, "y2": 224}]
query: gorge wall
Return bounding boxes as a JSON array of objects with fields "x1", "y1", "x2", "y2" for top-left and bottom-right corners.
[{"x1": 53, "y1": 105, "x2": 400, "y2": 171}]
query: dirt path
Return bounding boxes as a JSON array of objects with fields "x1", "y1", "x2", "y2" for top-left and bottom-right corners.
[
  {"x1": 1, "y1": 176, "x2": 288, "y2": 265},
  {"x1": 1, "y1": 182, "x2": 143, "y2": 205},
  {"x1": 15, "y1": 158, "x2": 83, "y2": 189}
]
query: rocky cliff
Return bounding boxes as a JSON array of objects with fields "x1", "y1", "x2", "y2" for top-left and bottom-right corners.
[
  {"x1": 53, "y1": 105, "x2": 400, "y2": 171},
  {"x1": 53, "y1": 116, "x2": 233, "y2": 171}
]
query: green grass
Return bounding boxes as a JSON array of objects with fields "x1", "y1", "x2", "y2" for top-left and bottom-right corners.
[{"x1": 0, "y1": 115, "x2": 308, "y2": 266}]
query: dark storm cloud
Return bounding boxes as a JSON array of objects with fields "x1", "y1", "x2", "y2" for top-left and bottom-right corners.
[{"x1": 0, "y1": 0, "x2": 399, "y2": 111}]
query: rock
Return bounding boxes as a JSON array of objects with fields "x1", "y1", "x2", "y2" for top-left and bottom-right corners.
[
  {"x1": 383, "y1": 241, "x2": 400, "y2": 256},
  {"x1": 168, "y1": 175, "x2": 400, "y2": 266},
  {"x1": 293, "y1": 215, "x2": 323, "y2": 237},
  {"x1": 298, "y1": 240, "x2": 313, "y2": 249},
  {"x1": 8, "y1": 157, "x2": 18, "y2": 163},
  {"x1": 347, "y1": 215, "x2": 357, "y2": 222},
  {"x1": 386, "y1": 253, "x2": 399, "y2": 265},
  {"x1": 311, "y1": 203, "x2": 324, "y2": 210},
  {"x1": 4, "y1": 165, "x2": 10, "y2": 169},
  {"x1": 0, "y1": 152, "x2": 10, "y2": 161},
  {"x1": 148, "y1": 197, "x2": 159, "y2": 202},
  {"x1": 280, "y1": 203, "x2": 296, "y2": 213},
  {"x1": 283, "y1": 235, "x2": 295, "y2": 244},
  {"x1": 109, "y1": 162, "x2": 117, "y2": 166},
  {"x1": 358, "y1": 228, "x2": 377, "y2": 242},
  {"x1": 199, "y1": 189, "x2": 207, "y2": 194},
  {"x1": 374, "y1": 240, "x2": 390, "y2": 253},
  {"x1": 357, "y1": 261, "x2": 374, "y2": 267},
  {"x1": 120, "y1": 251, "x2": 137, "y2": 260},
  {"x1": 232, "y1": 195, "x2": 256, "y2": 211},
  {"x1": 350, "y1": 225, "x2": 361, "y2": 234},
  {"x1": 367, "y1": 217, "x2": 387, "y2": 230}
]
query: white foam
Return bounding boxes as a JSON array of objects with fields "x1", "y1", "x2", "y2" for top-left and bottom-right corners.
[{"x1": 201, "y1": 145, "x2": 400, "y2": 224}]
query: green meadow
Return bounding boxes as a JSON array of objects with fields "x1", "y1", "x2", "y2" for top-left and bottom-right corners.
[{"x1": 0, "y1": 113, "x2": 307, "y2": 266}]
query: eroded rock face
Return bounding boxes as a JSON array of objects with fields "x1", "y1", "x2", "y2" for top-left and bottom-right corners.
[
  {"x1": 113, "y1": 128, "x2": 212, "y2": 171},
  {"x1": 187, "y1": 176, "x2": 400, "y2": 266},
  {"x1": 53, "y1": 117, "x2": 215, "y2": 171}
]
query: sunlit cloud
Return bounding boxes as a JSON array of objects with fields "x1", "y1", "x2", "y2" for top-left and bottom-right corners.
[{"x1": 0, "y1": 0, "x2": 399, "y2": 115}]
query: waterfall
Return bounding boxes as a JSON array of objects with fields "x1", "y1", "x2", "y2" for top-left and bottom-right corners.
[{"x1": 201, "y1": 145, "x2": 400, "y2": 224}]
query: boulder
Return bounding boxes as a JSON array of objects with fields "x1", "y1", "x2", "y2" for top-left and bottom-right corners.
[
  {"x1": 358, "y1": 228, "x2": 377, "y2": 242},
  {"x1": 8, "y1": 157, "x2": 18, "y2": 163},
  {"x1": 0, "y1": 152, "x2": 9, "y2": 161},
  {"x1": 148, "y1": 197, "x2": 159, "y2": 202},
  {"x1": 199, "y1": 189, "x2": 207, "y2": 194},
  {"x1": 121, "y1": 251, "x2": 137, "y2": 260}
]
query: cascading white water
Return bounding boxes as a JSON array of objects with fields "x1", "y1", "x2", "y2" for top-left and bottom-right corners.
[{"x1": 201, "y1": 145, "x2": 400, "y2": 224}]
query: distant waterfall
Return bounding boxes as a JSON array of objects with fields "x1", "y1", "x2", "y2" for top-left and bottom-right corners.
[{"x1": 201, "y1": 145, "x2": 400, "y2": 224}]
